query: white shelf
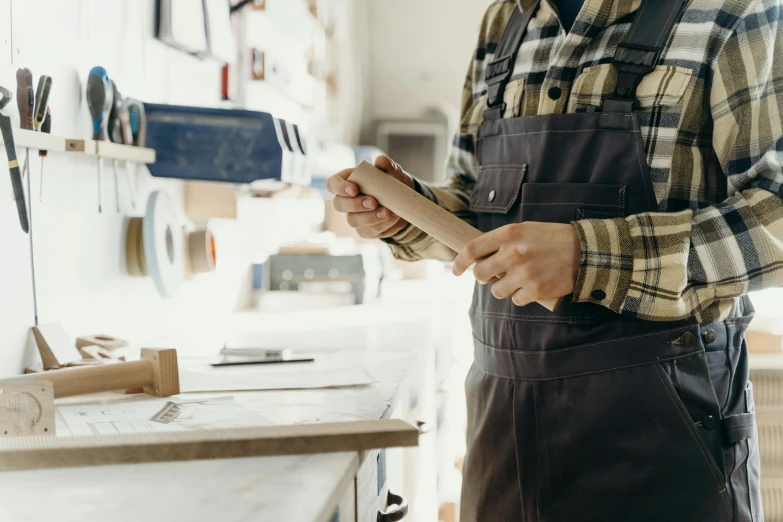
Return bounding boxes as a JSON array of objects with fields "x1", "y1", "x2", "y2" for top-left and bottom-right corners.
[
  {"x1": 65, "y1": 139, "x2": 156, "y2": 164},
  {"x1": 0, "y1": 129, "x2": 156, "y2": 164},
  {"x1": 0, "y1": 128, "x2": 67, "y2": 152}
]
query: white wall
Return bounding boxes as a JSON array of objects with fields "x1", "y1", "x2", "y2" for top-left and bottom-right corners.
[
  {"x1": 367, "y1": 0, "x2": 493, "y2": 121},
  {"x1": 0, "y1": 0, "x2": 339, "y2": 375},
  {"x1": 0, "y1": 0, "x2": 228, "y2": 375}
]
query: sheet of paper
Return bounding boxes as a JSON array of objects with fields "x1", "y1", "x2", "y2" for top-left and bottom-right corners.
[
  {"x1": 179, "y1": 355, "x2": 377, "y2": 393},
  {"x1": 58, "y1": 396, "x2": 273, "y2": 436}
]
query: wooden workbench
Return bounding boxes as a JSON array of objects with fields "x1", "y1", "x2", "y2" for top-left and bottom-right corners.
[{"x1": 0, "y1": 281, "x2": 466, "y2": 522}]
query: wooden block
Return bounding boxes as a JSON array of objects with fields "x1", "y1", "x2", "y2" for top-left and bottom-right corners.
[
  {"x1": 141, "y1": 348, "x2": 180, "y2": 397},
  {"x1": 185, "y1": 182, "x2": 237, "y2": 226},
  {"x1": 348, "y1": 162, "x2": 561, "y2": 312},
  {"x1": 75, "y1": 335, "x2": 129, "y2": 352},
  {"x1": 31, "y1": 323, "x2": 80, "y2": 370},
  {"x1": 0, "y1": 419, "x2": 419, "y2": 471},
  {"x1": 0, "y1": 381, "x2": 55, "y2": 437}
]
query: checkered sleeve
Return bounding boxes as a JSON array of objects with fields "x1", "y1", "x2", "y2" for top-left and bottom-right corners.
[
  {"x1": 572, "y1": 0, "x2": 783, "y2": 323},
  {"x1": 383, "y1": 3, "x2": 516, "y2": 262}
]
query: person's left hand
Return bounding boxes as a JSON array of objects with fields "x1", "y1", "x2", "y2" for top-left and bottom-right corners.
[{"x1": 452, "y1": 222, "x2": 581, "y2": 307}]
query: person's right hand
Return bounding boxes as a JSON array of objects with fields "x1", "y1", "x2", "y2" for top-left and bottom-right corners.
[{"x1": 327, "y1": 156, "x2": 414, "y2": 239}]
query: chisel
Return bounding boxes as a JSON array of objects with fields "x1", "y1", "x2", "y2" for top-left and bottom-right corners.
[
  {"x1": 0, "y1": 86, "x2": 29, "y2": 233},
  {"x1": 86, "y1": 67, "x2": 114, "y2": 214},
  {"x1": 16, "y1": 68, "x2": 33, "y2": 179},
  {"x1": 108, "y1": 80, "x2": 122, "y2": 213}
]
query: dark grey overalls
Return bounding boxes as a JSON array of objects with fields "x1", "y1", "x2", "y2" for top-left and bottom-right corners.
[{"x1": 460, "y1": 1, "x2": 763, "y2": 520}]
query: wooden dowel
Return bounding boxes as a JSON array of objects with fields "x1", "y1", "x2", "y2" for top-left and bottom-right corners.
[
  {"x1": 348, "y1": 162, "x2": 561, "y2": 312},
  {"x1": 31, "y1": 360, "x2": 154, "y2": 398}
]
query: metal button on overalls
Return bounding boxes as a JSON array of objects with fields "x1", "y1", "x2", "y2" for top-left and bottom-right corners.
[{"x1": 459, "y1": 1, "x2": 760, "y2": 521}]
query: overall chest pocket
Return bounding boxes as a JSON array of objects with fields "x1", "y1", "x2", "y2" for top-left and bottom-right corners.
[
  {"x1": 469, "y1": 167, "x2": 628, "y2": 325},
  {"x1": 568, "y1": 63, "x2": 693, "y2": 113},
  {"x1": 469, "y1": 165, "x2": 527, "y2": 233}
]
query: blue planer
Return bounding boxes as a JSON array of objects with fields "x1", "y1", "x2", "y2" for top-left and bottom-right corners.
[{"x1": 143, "y1": 103, "x2": 309, "y2": 185}]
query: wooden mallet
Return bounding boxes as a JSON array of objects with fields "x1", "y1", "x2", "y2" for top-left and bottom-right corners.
[
  {"x1": 2, "y1": 348, "x2": 179, "y2": 399},
  {"x1": 348, "y1": 162, "x2": 561, "y2": 312}
]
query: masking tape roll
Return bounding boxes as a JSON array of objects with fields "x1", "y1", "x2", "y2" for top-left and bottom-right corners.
[
  {"x1": 188, "y1": 229, "x2": 217, "y2": 274},
  {"x1": 125, "y1": 217, "x2": 147, "y2": 276},
  {"x1": 143, "y1": 191, "x2": 184, "y2": 298}
]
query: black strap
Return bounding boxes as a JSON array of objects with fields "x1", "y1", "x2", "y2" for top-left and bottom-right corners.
[
  {"x1": 484, "y1": 1, "x2": 539, "y2": 120},
  {"x1": 723, "y1": 412, "x2": 756, "y2": 444},
  {"x1": 603, "y1": 0, "x2": 688, "y2": 113}
]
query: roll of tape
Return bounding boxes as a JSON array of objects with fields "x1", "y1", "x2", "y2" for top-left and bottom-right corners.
[
  {"x1": 143, "y1": 191, "x2": 184, "y2": 298},
  {"x1": 188, "y1": 229, "x2": 217, "y2": 274},
  {"x1": 125, "y1": 217, "x2": 147, "y2": 276}
]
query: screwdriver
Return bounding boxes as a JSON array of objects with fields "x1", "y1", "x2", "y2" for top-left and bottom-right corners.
[
  {"x1": 38, "y1": 109, "x2": 51, "y2": 201},
  {"x1": 86, "y1": 67, "x2": 114, "y2": 214},
  {"x1": 34, "y1": 75, "x2": 52, "y2": 201},
  {"x1": 108, "y1": 80, "x2": 122, "y2": 213},
  {"x1": 20, "y1": 74, "x2": 53, "y2": 327},
  {"x1": 116, "y1": 91, "x2": 137, "y2": 209}
]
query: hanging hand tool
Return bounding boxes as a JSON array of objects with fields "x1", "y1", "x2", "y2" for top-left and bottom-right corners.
[
  {"x1": 34, "y1": 76, "x2": 52, "y2": 202},
  {"x1": 117, "y1": 93, "x2": 139, "y2": 209},
  {"x1": 38, "y1": 109, "x2": 50, "y2": 201},
  {"x1": 108, "y1": 81, "x2": 123, "y2": 213},
  {"x1": 86, "y1": 67, "x2": 114, "y2": 214},
  {"x1": 0, "y1": 86, "x2": 29, "y2": 233},
  {"x1": 125, "y1": 98, "x2": 146, "y2": 147},
  {"x1": 16, "y1": 68, "x2": 33, "y2": 179}
]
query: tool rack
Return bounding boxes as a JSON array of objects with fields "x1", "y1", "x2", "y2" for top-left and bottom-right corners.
[{"x1": 0, "y1": 129, "x2": 156, "y2": 164}]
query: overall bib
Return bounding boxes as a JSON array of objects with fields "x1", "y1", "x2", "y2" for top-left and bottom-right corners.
[{"x1": 460, "y1": 1, "x2": 763, "y2": 521}]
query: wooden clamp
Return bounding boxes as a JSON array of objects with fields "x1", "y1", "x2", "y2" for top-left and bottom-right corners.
[
  {"x1": 3, "y1": 348, "x2": 179, "y2": 399},
  {"x1": 347, "y1": 162, "x2": 561, "y2": 312}
]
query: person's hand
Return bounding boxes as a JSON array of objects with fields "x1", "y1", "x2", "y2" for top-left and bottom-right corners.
[
  {"x1": 452, "y1": 222, "x2": 580, "y2": 306},
  {"x1": 327, "y1": 156, "x2": 414, "y2": 239}
]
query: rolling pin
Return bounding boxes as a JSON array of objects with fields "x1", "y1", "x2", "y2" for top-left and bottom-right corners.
[
  {"x1": 348, "y1": 162, "x2": 561, "y2": 312},
  {"x1": 1, "y1": 348, "x2": 179, "y2": 399}
]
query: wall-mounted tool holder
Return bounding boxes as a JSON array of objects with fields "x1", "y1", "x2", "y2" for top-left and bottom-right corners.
[{"x1": 0, "y1": 130, "x2": 156, "y2": 164}]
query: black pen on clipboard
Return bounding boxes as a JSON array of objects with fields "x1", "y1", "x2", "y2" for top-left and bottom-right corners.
[{"x1": 211, "y1": 345, "x2": 315, "y2": 368}]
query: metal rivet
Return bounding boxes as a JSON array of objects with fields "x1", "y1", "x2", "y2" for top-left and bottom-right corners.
[
  {"x1": 680, "y1": 332, "x2": 696, "y2": 347},
  {"x1": 702, "y1": 329, "x2": 717, "y2": 345},
  {"x1": 488, "y1": 190, "x2": 496, "y2": 202}
]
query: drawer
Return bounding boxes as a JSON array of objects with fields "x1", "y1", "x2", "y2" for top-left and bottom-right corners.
[
  {"x1": 328, "y1": 477, "x2": 357, "y2": 522},
  {"x1": 357, "y1": 449, "x2": 389, "y2": 522}
]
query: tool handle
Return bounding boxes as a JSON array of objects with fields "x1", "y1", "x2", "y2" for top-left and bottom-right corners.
[
  {"x1": 347, "y1": 162, "x2": 561, "y2": 312},
  {"x1": 125, "y1": 98, "x2": 146, "y2": 147},
  {"x1": 32, "y1": 359, "x2": 154, "y2": 398},
  {"x1": 16, "y1": 69, "x2": 34, "y2": 131},
  {"x1": 86, "y1": 67, "x2": 113, "y2": 141},
  {"x1": 39, "y1": 109, "x2": 51, "y2": 157},
  {"x1": 33, "y1": 76, "x2": 52, "y2": 131},
  {"x1": 0, "y1": 114, "x2": 29, "y2": 233}
]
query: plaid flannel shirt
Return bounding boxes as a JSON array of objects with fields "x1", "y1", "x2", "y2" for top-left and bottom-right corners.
[{"x1": 386, "y1": 0, "x2": 783, "y2": 323}]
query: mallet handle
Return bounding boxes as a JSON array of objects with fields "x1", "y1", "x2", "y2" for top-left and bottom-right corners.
[{"x1": 31, "y1": 360, "x2": 154, "y2": 398}]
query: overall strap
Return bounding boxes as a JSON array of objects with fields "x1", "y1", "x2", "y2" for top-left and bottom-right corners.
[
  {"x1": 603, "y1": 0, "x2": 688, "y2": 113},
  {"x1": 484, "y1": 1, "x2": 540, "y2": 121}
]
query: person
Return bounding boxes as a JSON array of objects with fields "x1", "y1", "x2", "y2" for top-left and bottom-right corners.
[{"x1": 327, "y1": 0, "x2": 781, "y2": 519}]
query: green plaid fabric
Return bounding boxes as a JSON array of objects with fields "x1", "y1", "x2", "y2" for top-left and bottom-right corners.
[{"x1": 385, "y1": 0, "x2": 783, "y2": 323}]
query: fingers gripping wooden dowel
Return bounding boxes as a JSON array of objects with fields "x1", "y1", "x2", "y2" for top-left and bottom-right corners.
[
  {"x1": 348, "y1": 162, "x2": 561, "y2": 312},
  {"x1": 18, "y1": 348, "x2": 179, "y2": 398}
]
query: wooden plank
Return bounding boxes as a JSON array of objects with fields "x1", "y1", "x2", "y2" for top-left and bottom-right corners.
[
  {"x1": 0, "y1": 128, "x2": 66, "y2": 152},
  {"x1": 0, "y1": 419, "x2": 419, "y2": 471},
  {"x1": 65, "y1": 139, "x2": 155, "y2": 164},
  {"x1": 348, "y1": 162, "x2": 560, "y2": 312}
]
